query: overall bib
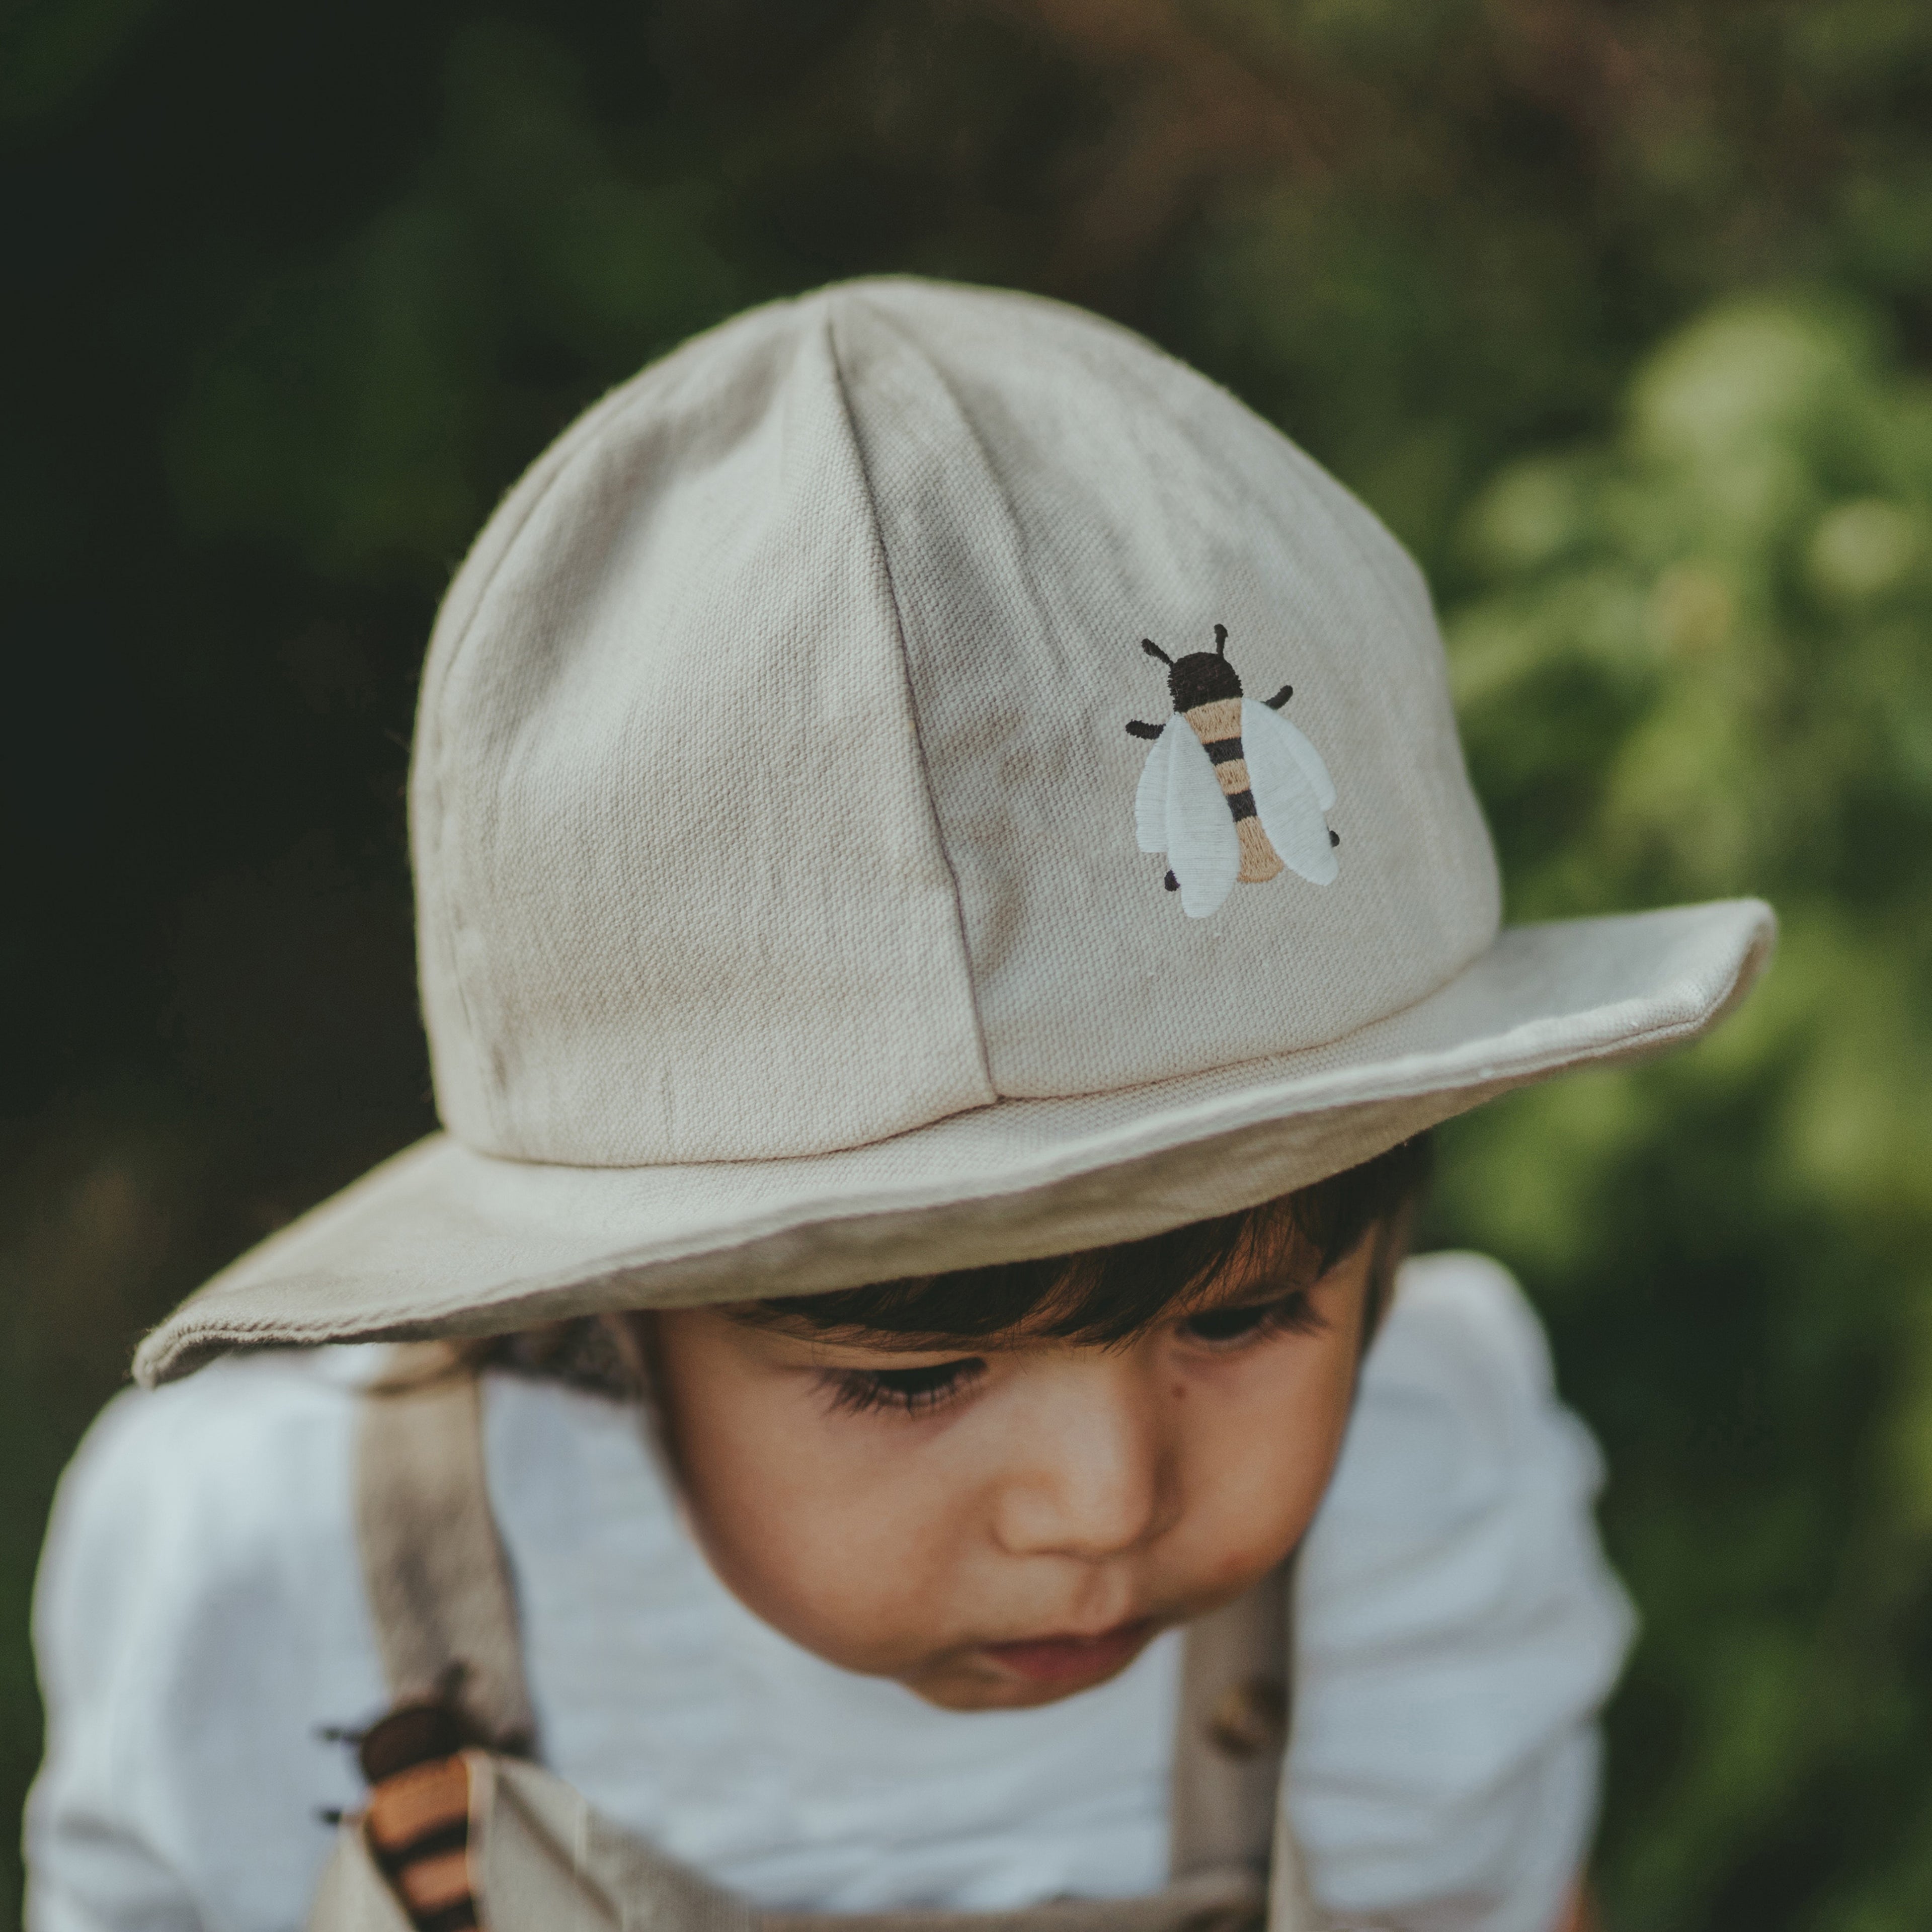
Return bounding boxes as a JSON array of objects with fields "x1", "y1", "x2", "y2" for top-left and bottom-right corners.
[{"x1": 307, "y1": 1352, "x2": 1333, "y2": 1932}]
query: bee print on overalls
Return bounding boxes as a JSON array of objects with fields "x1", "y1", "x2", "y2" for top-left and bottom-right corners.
[{"x1": 1125, "y1": 624, "x2": 1340, "y2": 919}]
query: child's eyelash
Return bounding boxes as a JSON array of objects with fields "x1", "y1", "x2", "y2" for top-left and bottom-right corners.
[
  {"x1": 822, "y1": 1358, "x2": 986, "y2": 1417},
  {"x1": 1180, "y1": 1290, "x2": 1326, "y2": 1348},
  {"x1": 816, "y1": 1295, "x2": 1319, "y2": 1416}
]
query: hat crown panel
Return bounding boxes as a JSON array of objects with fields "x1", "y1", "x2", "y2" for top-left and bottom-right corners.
[
  {"x1": 411, "y1": 305, "x2": 992, "y2": 1164},
  {"x1": 835, "y1": 283, "x2": 1500, "y2": 1101},
  {"x1": 412, "y1": 279, "x2": 1500, "y2": 1168}
]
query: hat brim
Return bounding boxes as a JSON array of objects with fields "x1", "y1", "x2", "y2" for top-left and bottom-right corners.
[{"x1": 135, "y1": 899, "x2": 1774, "y2": 1384}]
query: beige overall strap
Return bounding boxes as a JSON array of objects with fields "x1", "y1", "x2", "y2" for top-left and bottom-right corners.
[
  {"x1": 1169, "y1": 1565, "x2": 1287, "y2": 1877},
  {"x1": 355, "y1": 1342, "x2": 538, "y2": 1752},
  {"x1": 1169, "y1": 1565, "x2": 1327, "y2": 1932}
]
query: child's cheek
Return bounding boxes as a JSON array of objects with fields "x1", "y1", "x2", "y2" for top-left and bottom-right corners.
[
  {"x1": 1172, "y1": 1331, "x2": 1359, "y2": 1594},
  {"x1": 655, "y1": 1337, "x2": 975, "y2": 1674}
]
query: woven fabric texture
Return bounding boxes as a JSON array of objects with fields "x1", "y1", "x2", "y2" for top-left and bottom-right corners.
[{"x1": 415, "y1": 281, "x2": 1496, "y2": 1166}]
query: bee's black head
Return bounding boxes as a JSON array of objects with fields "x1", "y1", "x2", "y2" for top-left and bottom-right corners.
[{"x1": 1143, "y1": 623, "x2": 1242, "y2": 711}]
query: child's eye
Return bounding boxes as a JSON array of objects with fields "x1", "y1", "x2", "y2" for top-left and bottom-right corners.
[
  {"x1": 1180, "y1": 1291, "x2": 1324, "y2": 1349},
  {"x1": 822, "y1": 1357, "x2": 986, "y2": 1417}
]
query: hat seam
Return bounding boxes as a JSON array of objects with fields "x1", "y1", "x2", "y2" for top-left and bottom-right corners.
[
  {"x1": 822, "y1": 293, "x2": 996, "y2": 1106},
  {"x1": 113, "y1": 1038, "x2": 1651, "y2": 1377},
  {"x1": 132, "y1": 900, "x2": 1774, "y2": 1382}
]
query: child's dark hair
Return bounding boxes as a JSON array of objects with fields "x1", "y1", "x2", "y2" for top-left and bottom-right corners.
[
  {"x1": 754, "y1": 1132, "x2": 1431, "y2": 1347},
  {"x1": 466, "y1": 1135, "x2": 1431, "y2": 1393}
]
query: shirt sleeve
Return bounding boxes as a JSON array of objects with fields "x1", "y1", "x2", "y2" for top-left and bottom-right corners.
[
  {"x1": 1284, "y1": 1252, "x2": 1636, "y2": 1932},
  {"x1": 26, "y1": 1354, "x2": 388, "y2": 1932}
]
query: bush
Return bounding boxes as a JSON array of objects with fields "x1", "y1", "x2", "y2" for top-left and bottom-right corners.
[{"x1": 1433, "y1": 295, "x2": 1932, "y2": 1928}]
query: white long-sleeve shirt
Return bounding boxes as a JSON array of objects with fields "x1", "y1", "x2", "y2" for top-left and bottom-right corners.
[{"x1": 27, "y1": 1251, "x2": 1633, "y2": 1932}]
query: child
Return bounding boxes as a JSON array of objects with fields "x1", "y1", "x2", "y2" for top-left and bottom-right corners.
[{"x1": 27, "y1": 279, "x2": 1773, "y2": 1932}]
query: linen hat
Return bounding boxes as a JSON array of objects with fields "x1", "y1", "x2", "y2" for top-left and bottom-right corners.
[{"x1": 135, "y1": 278, "x2": 1774, "y2": 1386}]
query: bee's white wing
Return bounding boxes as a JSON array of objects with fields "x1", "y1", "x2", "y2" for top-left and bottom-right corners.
[
  {"x1": 1134, "y1": 721, "x2": 1175, "y2": 853},
  {"x1": 1243, "y1": 698, "x2": 1336, "y2": 810},
  {"x1": 1242, "y1": 699, "x2": 1338, "y2": 886},
  {"x1": 1166, "y1": 723, "x2": 1241, "y2": 917}
]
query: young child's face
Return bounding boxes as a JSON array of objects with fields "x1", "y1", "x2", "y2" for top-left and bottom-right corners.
[{"x1": 647, "y1": 1233, "x2": 1374, "y2": 1712}]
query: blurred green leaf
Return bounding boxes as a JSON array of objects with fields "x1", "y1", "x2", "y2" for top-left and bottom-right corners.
[
  {"x1": 0, "y1": 0, "x2": 161, "y2": 127},
  {"x1": 1435, "y1": 291, "x2": 1932, "y2": 1928}
]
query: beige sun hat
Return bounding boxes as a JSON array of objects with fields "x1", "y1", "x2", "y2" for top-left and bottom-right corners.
[{"x1": 135, "y1": 277, "x2": 1774, "y2": 1385}]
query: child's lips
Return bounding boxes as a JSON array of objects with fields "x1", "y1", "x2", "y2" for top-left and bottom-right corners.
[{"x1": 978, "y1": 1619, "x2": 1155, "y2": 1685}]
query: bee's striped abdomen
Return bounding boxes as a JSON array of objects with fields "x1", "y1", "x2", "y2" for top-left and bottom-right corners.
[
  {"x1": 1184, "y1": 698, "x2": 1283, "y2": 883},
  {"x1": 365, "y1": 1752, "x2": 478, "y2": 1931}
]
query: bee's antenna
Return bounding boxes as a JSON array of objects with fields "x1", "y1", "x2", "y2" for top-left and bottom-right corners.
[
  {"x1": 1214, "y1": 623, "x2": 1229, "y2": 656},
  {"x1": 1140, "y1": 637, "x2": 1174, "y2": 666}
]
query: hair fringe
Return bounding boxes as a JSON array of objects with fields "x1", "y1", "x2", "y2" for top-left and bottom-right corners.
[{"x1": 456, "y1": 1134, "x2": 1433, "y2": 1389}]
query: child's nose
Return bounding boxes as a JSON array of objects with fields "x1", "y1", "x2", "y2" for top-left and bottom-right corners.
[{"x1": 990, "y1": 1361, "x2": 1179, "y2": 1561}]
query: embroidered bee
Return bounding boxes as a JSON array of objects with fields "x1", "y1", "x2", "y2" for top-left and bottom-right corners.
[{"x1": 1125, "y1": 624, "x2": 1339, "y2": 918}]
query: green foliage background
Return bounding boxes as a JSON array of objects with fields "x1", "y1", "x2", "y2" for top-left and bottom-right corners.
[{"x1": 5, "y1": 4, "x2": 1930, "y2": 1927}]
